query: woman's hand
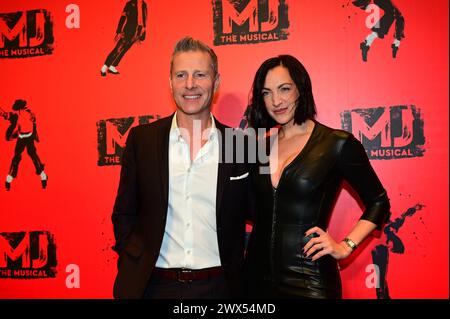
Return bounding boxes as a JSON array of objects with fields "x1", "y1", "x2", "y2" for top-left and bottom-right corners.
[{"x1": 303, "y1": 227, "x2": 353, "y2": 261}]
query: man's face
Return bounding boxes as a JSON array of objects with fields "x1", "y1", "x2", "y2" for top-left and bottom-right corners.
[{"x1": 170, "y1": 50, "x2": 219, "y2": 117}]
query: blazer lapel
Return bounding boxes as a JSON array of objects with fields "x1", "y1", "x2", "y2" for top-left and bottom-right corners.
[
  {"x1": 156, "y1": 114, "x2": 174, "y2": 208},
  {"x1": 215, "y1": 119, "x2": 232, "y2": 223}
]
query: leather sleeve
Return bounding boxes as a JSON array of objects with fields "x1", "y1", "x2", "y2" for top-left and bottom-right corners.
[
  {"x1": 111, "y1": 126, "x2": 139, "y2": 254},
  {"x1": 337, "y1": 134, "x2": 391, "y2": 230}
]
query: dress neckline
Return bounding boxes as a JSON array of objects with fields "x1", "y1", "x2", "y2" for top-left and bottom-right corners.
[{"x1": 270, "y1": 120, "x2": 318, "y2": 190}]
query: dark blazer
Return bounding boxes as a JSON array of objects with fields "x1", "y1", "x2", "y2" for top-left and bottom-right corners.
[{"x1": 111, "y1": 114, "x2": 251, "y2": 298}]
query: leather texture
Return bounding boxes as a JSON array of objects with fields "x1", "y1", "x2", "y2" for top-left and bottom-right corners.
[{"x1": 244, "y1": 120, "x2": 391, "y2": 299}]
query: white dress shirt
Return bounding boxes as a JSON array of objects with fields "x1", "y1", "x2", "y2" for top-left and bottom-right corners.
[{"x1": 155, "y1": 113, "x2": 221, "y2": 269}]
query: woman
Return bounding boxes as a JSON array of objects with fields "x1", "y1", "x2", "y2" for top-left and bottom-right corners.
[{"x1": 243, "y1": 55, "x2": 391, "y2": 299}]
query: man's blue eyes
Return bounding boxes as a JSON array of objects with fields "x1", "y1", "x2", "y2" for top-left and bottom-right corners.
[{"x1": 175, "y1": 73, "x2": 207, "y2": 79}]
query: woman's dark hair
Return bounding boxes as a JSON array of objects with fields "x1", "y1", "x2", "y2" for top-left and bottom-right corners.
[{"x1": 246, "y1": 55, "x2": 316, "y2": 129}]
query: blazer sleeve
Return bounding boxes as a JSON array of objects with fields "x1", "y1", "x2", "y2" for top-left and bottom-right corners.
[
  {"x1": 111, "y1": 126, "x2": 139, "y2": 253},
  {"x1": 245, "y1": 163, "x2": 257, "y2": 224},
  {"x1": 337, "y1": 134, "x2": 391, "y2": 230}
]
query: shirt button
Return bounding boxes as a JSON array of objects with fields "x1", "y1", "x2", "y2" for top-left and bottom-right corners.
[
  {"x1": 186, "y1": 250, "x2": 191, "y2": 255},
  {"x1": 186, "y1": 222, "x2": 191, "y2": 227}
]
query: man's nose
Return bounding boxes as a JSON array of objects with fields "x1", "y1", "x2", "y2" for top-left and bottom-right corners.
[{"x1": 185, "y1": 75, "x2": 196, "y2": 89}]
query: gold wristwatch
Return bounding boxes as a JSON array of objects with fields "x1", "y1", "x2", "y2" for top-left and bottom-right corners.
[{"x1": 343, "y1": 237, "x2": 358, "y2": 251}]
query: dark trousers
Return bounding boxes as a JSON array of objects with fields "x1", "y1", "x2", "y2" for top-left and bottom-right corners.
[
  {"x1": 9, "y1": 136, "x2": 44, "y2": 177},
  {"x1": 104, "y1": 36, "x2": 137, "y2": 67},
  {"x1": 143, "y1": 272, "x2": 230, "y2": 299}
]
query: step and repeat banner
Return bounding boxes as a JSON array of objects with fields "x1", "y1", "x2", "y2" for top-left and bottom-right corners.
[{"x1": 0, "y1": 0, "x2": 448, "y2": 299}]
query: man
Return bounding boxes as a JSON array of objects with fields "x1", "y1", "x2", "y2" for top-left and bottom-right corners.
[
  {"x1": 1, "y1": 99, "x2": 47, "y2": 191},
  {"x1": 100, "y1": 0, "x2": 147, "y2": 76},
  {"x1": 111, "y1": 36, "x2": 251, "y2": 298}
]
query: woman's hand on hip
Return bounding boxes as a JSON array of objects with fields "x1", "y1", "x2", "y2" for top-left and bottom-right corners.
[{"x1": 303, "y1": 227, "x2": 352, "y2": 261}]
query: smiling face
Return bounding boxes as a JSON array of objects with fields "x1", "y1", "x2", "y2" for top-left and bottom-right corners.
[
  {"x1": 170, "y1": 50, "x2": 220, "y2": 118},
  {"x1": 262, "y1": 65, "x2": 300, "y2": 127}
]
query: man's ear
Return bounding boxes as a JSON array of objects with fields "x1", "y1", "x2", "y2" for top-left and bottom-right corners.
[
  {"x1": 213, "y1": 74, "x2": 221, "y2": 93},
  {"x1": 169, "y1": 76, "x2": 173, "y2": 93}
]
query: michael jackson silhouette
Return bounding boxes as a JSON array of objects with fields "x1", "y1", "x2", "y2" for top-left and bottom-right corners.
[
  {"x1": 371, "y1": 204, "x2": 424, "y2": 298},
  {"x1": 100, "y1": 0, "x2": 147, "y2": 76},
  {"x1": 0, "y1": 99, "x2": 47, "y2": 191},
  {"x1": 353, "y1": 0, "x2": 405, "y2": 62}
]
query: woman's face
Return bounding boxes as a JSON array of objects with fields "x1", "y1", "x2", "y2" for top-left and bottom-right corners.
[{"x1": 261, "y1": 65, "x2": 300, "y2": 126}]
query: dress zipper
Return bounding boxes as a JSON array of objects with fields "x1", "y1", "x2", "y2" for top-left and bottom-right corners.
[{"x1": 269, "y1": 186, "x2": 278, "y2": 280}]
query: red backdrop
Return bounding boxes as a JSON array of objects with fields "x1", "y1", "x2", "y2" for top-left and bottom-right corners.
[{"x1": 0, "y1": 0, "x2": 448, "y2": 299}]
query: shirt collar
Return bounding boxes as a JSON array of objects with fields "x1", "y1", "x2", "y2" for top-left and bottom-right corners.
[{"x1": 169, "y1": 111, "x2": 218, "y2": 142}]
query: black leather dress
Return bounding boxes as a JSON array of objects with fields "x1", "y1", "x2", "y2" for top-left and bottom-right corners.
[{"x1": 244, "y1": 121, "x2": 390, "y2": 299}]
